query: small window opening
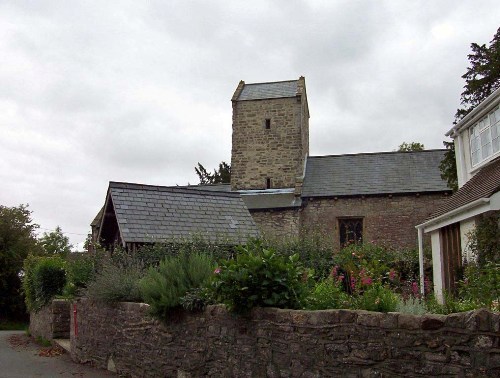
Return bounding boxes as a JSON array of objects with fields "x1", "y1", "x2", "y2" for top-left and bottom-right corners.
[
  {"x1": 266, "y1": 178, "x2": 271, "y2": 189},
  {"x1": 339, "y1": 218, "x2": 363, "y2": 247},
  {"x1": 265, "y1": 118, "x2": 271, "y2": 129}
]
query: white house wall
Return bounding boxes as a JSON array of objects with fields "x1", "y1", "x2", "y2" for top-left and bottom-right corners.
[{"x1": 460, "y1": 218, "x2": 477, "y2": 262}]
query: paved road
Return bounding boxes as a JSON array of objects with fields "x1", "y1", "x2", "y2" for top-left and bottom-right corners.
[{"x1": 0, "y1": 331, "x2": 114, "y2": 378}]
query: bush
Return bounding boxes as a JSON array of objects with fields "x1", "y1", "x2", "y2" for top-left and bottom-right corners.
[
  {"x1": 63, "y1": 253, "x2": 99, "y2": 297},
  {"x1": 425, "y1": 292, "x2": 478, "y2": 315},
  {"x1": 304, "y1": 277, "x2": 349, "y2": 310},
  {"x1": 458, "y1": 262, "x2": 499, "y2": 311},
  {"x1": 396, "y1": 296, "x2": 428, "y2": 315},
  {"x1": 353, "y1": 283, "x2": 399, "y2": 313},
  {"x1": 139, "y1": 252, "x2": 215, "y2": 319},
  {"x1": 211, "y1": 243, "x2": 309, "y2": 313},
  {"x1": 467, "y1": 214, "x2": 499, "y2": 266},
  {"x1": 23, "y1": 255, "x2": 66, "y2": 311},
  {"x1": 85, "y1": 261, "x2": 144, "y2": 303}
]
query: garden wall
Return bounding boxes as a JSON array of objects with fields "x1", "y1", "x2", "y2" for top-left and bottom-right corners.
[
  {"x1": 30, "y1": 299, "x2": 70, "y2": 340},
  {"x1": 71, "y1": 299, "x2": 500, "y2": 377}
]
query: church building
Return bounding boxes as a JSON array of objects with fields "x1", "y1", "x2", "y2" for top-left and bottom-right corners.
[{"x1": 93, "y1": 77, "x2": 451, "y2": 252}]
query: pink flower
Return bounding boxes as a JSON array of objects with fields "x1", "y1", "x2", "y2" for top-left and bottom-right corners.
[
  {"x1": 389, "y1": 269, "x2": 396, "y2": 281},
  {"x1": 361, "y1": 277, "x2": 373, "y2": 286},
  {"x1": 330, "y1": 266, "x2": 338, "y2": 278},
  {"x1": 350, "y1": 276, "x2": 356, "y2": 290},
  {"x1": 338, "y1": 274, "x2": 345, "y2": 283},
  {"x1": 214, "y1": 267, "x2": 221, "y2": 274},
  {"x1": 411, "y1": 281, "x2": 419, "y2": 295}
]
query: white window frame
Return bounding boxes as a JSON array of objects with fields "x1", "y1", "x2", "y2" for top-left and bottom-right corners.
[{"x1": 469, "y1": 105, "x2": 500, "y2": 168}]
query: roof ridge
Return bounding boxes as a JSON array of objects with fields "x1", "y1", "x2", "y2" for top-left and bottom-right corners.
[
  {"x1": 243, "y1": 79, "x2": 298, "y2": 86},
  {"x1": 109, "y1": 181, "x2": 240, "y2": 197},
  {"x1": 308, "y1": 149, "x2": 446, "y2": 159}
]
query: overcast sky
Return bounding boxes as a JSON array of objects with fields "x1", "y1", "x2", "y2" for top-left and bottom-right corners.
[{"x1": 1, "y1": 1, "x2": 499, "y2": 249}]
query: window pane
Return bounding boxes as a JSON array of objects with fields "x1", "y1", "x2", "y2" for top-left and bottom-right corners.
[
  {"x1": 495, "y1": 108, "x2": 500, "y2": 122},
  {"x1": 493, "y1": 137, "x2": 499, "y2": 153},
  {"x1": 482, "y1": 142, "x2": 492, "y2": 159},
  {"x1": 480, "y1": 129, "x2": 491, "y2": 147},
  {"x1": 472, "y1": 151, "x2": 479, "y2": 165},
  {"x1": 490, "y1": 110, "x2": 497, "y2": 123}
]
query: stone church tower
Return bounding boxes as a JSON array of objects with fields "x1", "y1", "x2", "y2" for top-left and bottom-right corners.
[{"x1": 230, "y1": 77, "x2": 310, "y2": 190}]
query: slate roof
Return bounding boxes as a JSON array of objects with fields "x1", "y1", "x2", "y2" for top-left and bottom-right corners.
[
  {"x1": 302, "y1": 150, "x2": 450, "y2": 197},
  {"x1": 106, "y1": 182, "x2": 259, "y2": 244},
  {"x1": 427, "y1": 156, "x2": 500, "y2": 219},
  {"x1": 237, "y1": 80, "x2": 298, "y2": 101}
]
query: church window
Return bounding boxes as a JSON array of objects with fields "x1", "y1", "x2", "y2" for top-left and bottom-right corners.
[
  {"x1": 265, "y1": 118, "x2": 271, "y2": 129},
  {"x1": 339, "y1": 218, "x2": 363, "y2": 247}
]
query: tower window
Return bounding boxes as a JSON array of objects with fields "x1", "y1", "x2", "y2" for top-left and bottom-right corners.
[
  {"x1": 266, "y1": 178, "x2": 271, "y2": 189},
  {"x1": 265, "y1": 118, "x2": 271, "y2": 129}
]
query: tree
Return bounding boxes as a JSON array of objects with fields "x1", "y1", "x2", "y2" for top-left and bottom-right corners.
[
  {"x1": 441, "y1": 27, "x2": 500, "y2": 191},
  {"x1": 0, "y1": 205, "x2": 42, "y2": 320},
  {"x1": 195, "y1": 161, "x2": 231, "y2": 184},
  {"x1": 398, "y1": 142, "x2": 425, "y2": 152},
  {"x1": 39, "y1": 226, "x2": 72, "y2": 257}
]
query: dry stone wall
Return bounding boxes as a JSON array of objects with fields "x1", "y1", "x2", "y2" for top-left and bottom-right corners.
[
  {"x1": 71, "y1": 299, "x2": 499, "y2": 377},
  {"x1": 29, "y1": 299, "x2": 70, "y2": 340}
]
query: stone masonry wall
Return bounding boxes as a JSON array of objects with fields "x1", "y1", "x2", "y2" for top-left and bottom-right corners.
[
  {"x1": 300, "y1": 193, "x2": 449, "y2": 251},
  {"x1": 250, "y1": 209, "x2": 300, "y2": 239},
  {"x1": 71, "y1": 299, "x2": 500, "y2": 377},
  {"x1": 30, "y1": 299, "x2": 70, "y2": 340},
  {"x1": 231, "y1": 96, "x2": 307, "y2": 190}
]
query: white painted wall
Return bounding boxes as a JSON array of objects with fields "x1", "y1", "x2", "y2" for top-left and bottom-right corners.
[
  {"x1": 430, "y1": 230, "x2": 443, "y2": 304},
  {"x1": 460, "y1": 218, "x2": 477, "y2": 262}
]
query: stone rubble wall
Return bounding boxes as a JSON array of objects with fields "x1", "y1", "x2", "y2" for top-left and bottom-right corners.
[
  {"x1": 71, "y1": 299, "x2": 499, "y2": 377},
  {"x1": 29, "y1": 299, "x2": 71, "y2": 340}
]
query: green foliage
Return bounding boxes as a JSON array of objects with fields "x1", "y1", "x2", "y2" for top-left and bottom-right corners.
[
  {"x1": 458, "y1": 262, "x2": 499, "y2": 311},
  {"x1": 439, "y1": 140, "x2": 458, "y2": 192},
  {"x1": 0, "y1": 320, "x2": 28, "y2": 330},
  {"x1": 85, "y1": 259, "x2": 144, "y2": 303},
  {"x1": 426, "y1": 292, "x2": 477, "y2": 315},
  {"x1": 195, "y1": 161, "x2": 231, "y2": 184},
  {"x1": 180, "y1": 287, "x2": 214, "y2": 312},
  {"x1": 396, "y1": 297, "x2": 428, "y2": 315},
  {"x1": 211, "y1": 243, "x2": 309, "y2": 313},
  {"x1": 35, "y1": 336, "x2": 52, "y2": 347},
  {"x1": 263, "y1": 235, "x2": 335, "y2": 279},
  {"x1": 467, "y1": 214, "x2": 499, "y2": 266},
  {"x1": 39, "y1": 226, "x2": 72, "y2": 257},
  {"x1": 455, "y1": 27, "x2": 500, "y2": 122},
  {"x1": 139, "y1": 252, "x2": 215, "y2": 319},
  {"x1": 23, "y1": 255, "x2": 66, "y2": 311},
  {"x1": 304, "y1": 277, "x2": 349, "y2": 310},
  {"x1": 63, "y1": 253, "x2": 99, "y2": 297},
  {"x1": 0, "y1": 204, "x2": 42, "y2": 319},
  {"x1": 398, "y1": 142, "x2": 425, "y2": 152},
  {"x1": 353, "y1": 283, "x2": 399, "y2": 313}
]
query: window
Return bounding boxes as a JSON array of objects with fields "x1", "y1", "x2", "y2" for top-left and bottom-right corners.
[
  {"x1": 470, "y1": 106, "x2": 500, "y2": 167},
  {"x1": 266, "y1": 177, "x2": 271, "y2": 189},
  {"x1": 265, "y1": 118, "x2": 271, "y2": 129},
  {"x1": 339, "y1": 218, "x2": 363, "y2": 247}
]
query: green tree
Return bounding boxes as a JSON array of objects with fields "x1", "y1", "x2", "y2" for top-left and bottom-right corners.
[
  {"x1": 0, "y1": 205, "x2": 42, "y2": 320},
  {"x1": 398, "y1": 142, "x2": 425, "y2": 152},
  {"x1": 441, "y1": 27, "x2": 500, "y2": 191},
  {"x1": 39, "y1": 226, "x2": 72, "y2": 257},
  {"x1": 195, "y1": 161, "x2": 231, "y2": 184}
]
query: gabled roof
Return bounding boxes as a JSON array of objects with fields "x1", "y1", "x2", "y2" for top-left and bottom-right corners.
[
  {"x1": 102, "y1": 182, "x2": 259, "y2": 244},
  {"x1": 237, "y1": 80, "x2": 298, "y2": 101},
  {"x1": 427, "y1": 156, "x2": 500, "y2": 220},
  {"x1": 302, "y1": 150, "x2": 450, "y2": 197}
]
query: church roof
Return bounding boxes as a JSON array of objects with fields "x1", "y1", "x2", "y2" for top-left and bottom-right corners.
[
  {"x1": 302, "y1": 150, "x2": 450, "y2": 197},
  {"x1": 237, "y1": 80, "x2": 298, "y2": 101},
  {"x1": 427, "y1": 156, "x2": 500, "y2": 220},
  {"x1": 103, "y1": 182, "x2": 259, "y2": 244}
]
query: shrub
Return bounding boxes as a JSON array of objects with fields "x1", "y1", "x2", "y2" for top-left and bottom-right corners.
[
  {"x1": 23, "y1": 255, "x2": 66, "y2": 311},
  {"x1": 353, "y1": 283, "x2": 399, "y2": 313},
  {"x1": 467, "y1": 214, "x2": 499, "y2": 266},
  {"x1": 458, "y1": 262, "x2": 499, "y2": 311},
  {"x1": 396, "y1": 296, "x2": 428, "y2": 315},
  {"x1": 304, "y1": 277, "x2": 349, "y2": 310},
  {"x1": 85, "y1": 261, "x2": 144, "y2": 303},
  {"x1": 63, "y1": 253, "x2": 99, "y2": 297},
  {"x1": 211, "y1": 243, "x2": 309, "y2": 313},
  {"x1": 180, "y1": 287, "x2": 214, "y2": 312},
  {"x1": 139, "y1": 252, "x2": 215, "y2": 319},
  {"x1": 425, "y1": 292, "x2": 478, "y2": 315}
]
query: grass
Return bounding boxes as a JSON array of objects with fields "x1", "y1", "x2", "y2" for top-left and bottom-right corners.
[
  {"x1": 0, "y1": 320, "x2": 28, "y2": 331},
  {"x1": 35, "y1": 336, "x2": 52, "y2": 347}
]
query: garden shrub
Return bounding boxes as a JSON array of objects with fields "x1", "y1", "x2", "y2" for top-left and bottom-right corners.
[
  {"x1": 467, "y1": 214, "x2": 499, "y2": 267},
  {"x1": 353, "y1": 283, "x2": 399, "y2": 313},
  {"x1": 139, "y1": 252, "x2": 215, "y2": 319},
  {"x1": 304, "y1": 277, "x2": 349, "y2": 310},
  {"x1": 23, "y1": 255, "x2": 66, "y2": 311},
  {"x1": 85, "y1": 260, "x2": 144, "y2": 303},
  {"x1": 63, "y1": 253, "x2": 99, "y2": 297},
  {"x1": 211, "y1": 243, "x2": 309, "y2": 313},
  {"x1": 395, "y1": 296, "x2": 428, "y2": 315},
  {"x1": 458, "y1": 262, "x2": 499, "y2": 311},
  {"x1": 425, "y1": 292, "x2": 477, "y2": 315}
]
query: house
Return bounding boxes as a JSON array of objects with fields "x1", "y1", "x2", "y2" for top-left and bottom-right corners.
[
  {"x1": 94, "y1": 77, "x2": 452, "y2": 253},
  {"x1": 416, "y1": 87, "x2": 500, "y2": 302}
]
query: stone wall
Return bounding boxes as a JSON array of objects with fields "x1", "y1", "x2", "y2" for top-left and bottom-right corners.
[
  {"x1": 30, "y1": 299, "x2": 70, "y2": 340},
  {"x1": 300, "y1": 193, "x2": 449, "y2": 251},
  {"x1": 231, "y1": 93, "x2": 308, "y2": 191},
  {"x1": 250, "y1": 209, "x2": 300, "y2": 239},
  {"x1": 71, "y1": 299, "x2": 499, "y2": 377}
]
